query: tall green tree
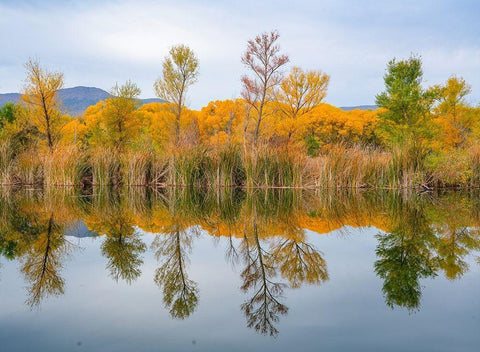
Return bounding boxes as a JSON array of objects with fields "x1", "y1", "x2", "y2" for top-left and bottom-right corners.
[
  {"x1": 375, "y1": 55, "x2": 439, "y2": 144},
  {"x1": 154, "y1": 44, "x2": 199, "y2": 145},
  {"x1": 375, "y1": 55, "x2": 441, "y2": 173}
]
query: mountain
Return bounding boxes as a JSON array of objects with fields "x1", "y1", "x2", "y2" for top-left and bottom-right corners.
[
  {"x1": 0, "y1": 86, "x2": 164, "y2": 116},
  {"x1": 1, "y1": 86, "x2": 377, "y2": 115},
  {"x1": 58, "y1": 87, "x2": 109, "y2": 115},
  {"x1": 339, "y1": 105, "x2": 378, "y2": 111}
]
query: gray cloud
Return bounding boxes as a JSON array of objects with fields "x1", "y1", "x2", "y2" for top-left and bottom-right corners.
[{"x1": 0, "y1": 0, "x2": 479, "y2": 108}]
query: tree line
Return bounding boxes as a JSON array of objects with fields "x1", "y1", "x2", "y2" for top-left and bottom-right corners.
[{"x1": 1, "y1": 30, "x2": 479, "y2": 188}]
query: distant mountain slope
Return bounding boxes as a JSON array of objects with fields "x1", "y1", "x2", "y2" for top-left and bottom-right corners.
[
  {"x1": 339, "y1": 105, "x2": 378, "y2": 111},
  {"x1": 0, "y1": 86, "x2": 164, "y2": 116},
  {"x1": 0, "y1": 93, "x2": 21, "y2": 106},
  {"x1": 1, "y1": 87, "x2": 377, "y2": 115},
  {"x1": 59, "y1": 86, "x2": 109, "y2": 115}
]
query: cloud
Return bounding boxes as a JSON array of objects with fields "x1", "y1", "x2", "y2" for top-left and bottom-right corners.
[{"x1": 0, "y1": 0, "x2": 479, "y2": 108}]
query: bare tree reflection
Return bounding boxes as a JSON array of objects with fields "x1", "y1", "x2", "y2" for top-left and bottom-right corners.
[{"x1": 240, "y1": 223, "x2": 288, "y2": 337}]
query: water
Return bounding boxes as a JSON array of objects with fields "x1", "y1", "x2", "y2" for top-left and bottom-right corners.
[{"x1": 0, "y1": 188, "x2": 479, "y2": 351}]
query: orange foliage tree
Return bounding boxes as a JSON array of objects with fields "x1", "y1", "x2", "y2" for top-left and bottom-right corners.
[{"x1": 275, "y1": 67, "x2": 330, "y2": 144}]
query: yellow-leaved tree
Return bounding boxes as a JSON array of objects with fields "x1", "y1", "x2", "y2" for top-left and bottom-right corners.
[
  {"x1": 82, "y1": 81, "x2": 142, "y2": 150},
  {"x1": 103, "y1": 81, "x2": 142, "y2": 150},
  {"x1": 434, "y1": 76, "x2": 473, "y2": 148},
  {"x1": 197, "y1": 99, "x2": 246, "y2": 146},
  {"x1": 22, "y1": 59, "x2": 69, "y2": 151},
  {"x1": 136, "y1": 102, "x2": 176, "y2": 151},
  {"x1": 276, "y1": 66, "x2": 330, "y2": 144},
  {"x1": 154, "y1": 44, "x2": 199, "y2": 145}
]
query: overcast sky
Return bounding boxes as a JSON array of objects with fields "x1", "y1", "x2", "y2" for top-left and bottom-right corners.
[{"x1": 0, "y1": 0, "x2": 479, "y2": 108}]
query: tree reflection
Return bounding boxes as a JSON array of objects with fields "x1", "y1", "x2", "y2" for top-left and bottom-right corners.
[
  {"x1": 430, "y1": 194, "x2": 480, "y2": 280},
  {"x1": 374, "y1": 192, "x2": 480, "y2": 310},
  {"x1": 84, "y1": 190, "x2": 147, "y2": 284},
  {"x1": 435, "y1": 227, "x2": 480, "y2": 280},
  {"x1": 239, "y1": 223, "x2": 288, "y2": 337},
  {"x1": 1, "y1": 186, "x2": 480, "y2": 329},
  {"x1": 227, "y1": 190, "x2": 330, "y2": 337},
  {"x1": 101, "y1": 228, "x2": 146, "y2": 284},
  {"x1": 374, "y1": 196, "x2": 438, "y2": 310},
  {"x1": 152, "y1": 226, "x2": 199, "y2": 319},
  {"x1": 20, "y1": 213, "x2": 72, "y2": 308},
  {"x1": 271, "y1": 235, "x2": 328, "y2": 288}
]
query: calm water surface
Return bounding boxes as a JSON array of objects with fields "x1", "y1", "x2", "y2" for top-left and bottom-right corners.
[{"x1": 0, "y1": 188, "x2": 479, "y2": 351}]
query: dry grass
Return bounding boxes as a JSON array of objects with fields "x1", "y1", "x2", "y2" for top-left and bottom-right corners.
[
  {"x1": 43, "y1": 145, "x2": 85, "y2": 187},
  {"x1": 0, "y1": 139, "x2": 14, "y2": 185},
  {"x1": 305, "y1": 144, "x2": 391, "y2": 188},
  {"x1": 245, "y1": 145, "x2": 305, "y2": 188},
  {"x1": 88, "y1": 147, "x2": 121, "y2": 186}
]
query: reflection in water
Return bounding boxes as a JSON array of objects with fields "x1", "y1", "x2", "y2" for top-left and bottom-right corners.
[
  {"x1": 375, "y1": 193, "x2": 480, "y2": 310},
  {"x1": 20, "y1": 213, "x2": 72, "y2": 308},
  {"x1": 152, "y1": 228, "x2": 199, "y2": 320},
  {"x1": 0, "y1": 187, "x2": 480, "y2": 335},
  {"x1": 272, "y1": 235, "x2": 328, "y2": 289},
  {"x1": 239, "y1": 222, "x2": 288, "y2": 337},
  {"x1": 82, "y1": 193, "x2": 147, "y2": 283},
  {"x1": 374, "y1": 195, "x2": 438, "y2": 310},
  {"x1": 0, "y1": 192, "x2": 75, "y2": 308},
  {"x1": 101, "y1": 230, "x2": 146, "y2": 284}
]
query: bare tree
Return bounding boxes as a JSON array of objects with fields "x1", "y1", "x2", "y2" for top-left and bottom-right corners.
[{"x1": 241, "y1": 30, "x2": 289, "y2": 146}]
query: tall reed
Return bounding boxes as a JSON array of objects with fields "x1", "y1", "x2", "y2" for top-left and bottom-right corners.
[
  {"x1": 88, "y1": 147, "x2": 121, "y2": 186},
  {"x1": 0, "y1": 139, "x2": 15, "y2": 185},
  {"x1": 245, "y1": 146, "x2": 305, "y2": 188},
  {"x1": 4, "y1": 138, "x2": 480, "y2": 189},
  {"x1": 306, "y1": 144, "x2": 391, "y2": 188},
  {"x1": 43, "y1": 145, "x2": 85, "y2": 187},
  {"x1": 214, "y1": 145, "x2": 246, "y2": 187},
  {"x1": 468, "y1": 144, "x2": 480, "y2": 187},
  {"x1": 171, "y1": 146, "x2": 215, "y2": 188},
  {"x1": 388, "y1": 143, "x2": 426, "y2": 188},
  {"x1": 15, "y1": 148, "x2": 43, "y2": 186}
]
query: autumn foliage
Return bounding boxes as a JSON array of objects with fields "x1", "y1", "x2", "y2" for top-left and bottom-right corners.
[{"x1": 0, "y1": 32, "x2": 479, "y2": 188}]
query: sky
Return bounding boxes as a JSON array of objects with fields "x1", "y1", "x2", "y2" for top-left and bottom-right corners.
[{"x1": 0, "y1": 0, "x2": 479, "y2": 109}]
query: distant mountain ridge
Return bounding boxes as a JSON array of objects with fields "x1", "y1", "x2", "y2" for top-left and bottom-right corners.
[
  {"x1": 0, "y1": 86, "x2": 376, "y2": 115},
  {"x1": 0, "y1": 86, "x2": 164, "y2": 116},
  {"x1": 339, "y1": 105, "x2": 377, "y2": 111}
]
